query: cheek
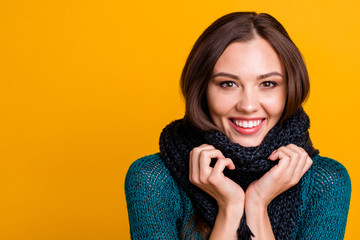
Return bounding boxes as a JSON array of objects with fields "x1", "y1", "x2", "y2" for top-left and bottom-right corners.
[
  {"x1": 262, "y1": 93, "x2": 286, "y2": 119},
  {"x1": 207, "y1": 94, "x2": 236, "y2": 120}
]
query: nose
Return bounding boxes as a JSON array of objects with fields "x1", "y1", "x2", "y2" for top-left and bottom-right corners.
[{"x1": 236, "y1": 89, "x2": 260, "y2": 113}]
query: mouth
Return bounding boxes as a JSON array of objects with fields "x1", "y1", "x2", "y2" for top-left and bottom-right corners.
[{"x1": 229, "y1": 118, "x2": 265, "y2": 135}]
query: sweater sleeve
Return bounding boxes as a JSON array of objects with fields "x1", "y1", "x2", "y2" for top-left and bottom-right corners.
[
  {"x1": 125, "y1": 154, "x2": 183, "y2": 240},
  {"x1": 294, "y1": 156, "x2": 351, "y2": 240}
]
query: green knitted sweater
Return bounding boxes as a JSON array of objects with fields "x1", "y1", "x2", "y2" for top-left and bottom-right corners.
[{"x1": 125, "y1": 153, "x2": 351, "y2": 239}]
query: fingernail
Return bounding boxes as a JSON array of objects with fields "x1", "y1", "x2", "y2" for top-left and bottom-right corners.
[{"x1": 268, "y1": 150, "x2": 276, "y2": 159}]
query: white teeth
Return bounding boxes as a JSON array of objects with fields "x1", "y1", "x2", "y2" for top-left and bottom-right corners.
[{"x1": 234, "y1": 119, "x2": 262, "y2": 128}]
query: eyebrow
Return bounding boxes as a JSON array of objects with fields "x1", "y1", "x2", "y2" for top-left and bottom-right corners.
[
  {"x1": 212, "y1": 72, "x2": 239, "y2": 80},
  {"x1": 257, "y1": 72, "x2": 284, "y2": 80},
  {"x1": 212, "y1": 72, "x2": 284, "y2": 80}
]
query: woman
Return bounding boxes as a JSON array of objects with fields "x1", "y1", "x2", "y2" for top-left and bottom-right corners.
[{"x1": 125, "y1": 12, "x2": 351, "y2": 240}]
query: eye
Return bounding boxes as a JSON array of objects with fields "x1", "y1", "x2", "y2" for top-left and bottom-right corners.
[
  {"x1": 220, "y1": 81, "x2": 237, "y2": 88},
  {"x1": 260, "y1": 81, "x2": 277, "y2": 88}
]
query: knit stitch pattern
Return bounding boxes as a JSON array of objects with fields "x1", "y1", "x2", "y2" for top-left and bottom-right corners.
[
  {"x1": 159, "y1": 108, "x2": 318, "y2": 239},
  {"x1": 125, "y1": 154, "x2": 351, "y2": 240}
]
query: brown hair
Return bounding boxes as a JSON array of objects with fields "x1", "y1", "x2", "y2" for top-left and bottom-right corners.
[
  {"x1": 181, "y1": 12, "x2": 310, "y2": 131},
  {"x1": 180, "y1": 12, "x2": 310, "y2": 238}
]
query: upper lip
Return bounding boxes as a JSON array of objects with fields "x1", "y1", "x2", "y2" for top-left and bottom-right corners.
[{"x1": 230, "y1": 117, "x2": 265, "y2": 121}]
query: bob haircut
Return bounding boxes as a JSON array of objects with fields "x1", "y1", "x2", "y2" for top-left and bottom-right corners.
[{"x1": 181, "y1": 12, "x2": 310, "y2": 131}]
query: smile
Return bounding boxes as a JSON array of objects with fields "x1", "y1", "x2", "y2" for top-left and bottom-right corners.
[
  {"x1": 229, "y1": 118, "x2": 265, "y2": 135},
  {"x1": 233, "y1": 119, "x2": 262, "y2": 128}
]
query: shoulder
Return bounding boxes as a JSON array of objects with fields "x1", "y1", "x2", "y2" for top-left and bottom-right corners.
[
  {"x1": 125, "y1": 153, "x2": 176, "y2": 192},
  {"x1": 125, "y1": 154, "x2": 191, "y2": 238},
  {"x1": 299, "y1": 155, "x2": 351, "y2": 211},
  {"x1": 309, "y1": 155, "x2": 351, "y2": 195},
  {"x1": 125, "y1": 153, "x2": 183, "y2": 207},
  {"x1": 294, "y1": 155, "x2": 351, "y2": 239},
  {"x1": 125, "y1": 153, "x2": 165, "y2": 182}
]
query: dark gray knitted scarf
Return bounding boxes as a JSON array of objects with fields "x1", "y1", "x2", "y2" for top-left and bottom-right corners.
[{"x1": 159, "y1": 108, "x2": 319, "y2": 240}]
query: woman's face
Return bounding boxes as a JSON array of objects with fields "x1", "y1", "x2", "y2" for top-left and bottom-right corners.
[{"x1": 206, "y1": 38, "x2": 287, "y2": 147}]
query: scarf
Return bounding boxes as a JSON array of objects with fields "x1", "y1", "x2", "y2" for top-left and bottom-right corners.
[{"x1": 159, "y1": 108, "x2": 319, "y2": 239}]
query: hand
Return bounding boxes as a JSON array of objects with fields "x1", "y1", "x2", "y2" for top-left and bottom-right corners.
[
  {"x1": 189, "y1": 144, "x2": 245, "y2": 209},
  {"x1": 245, "y1": 144, "x2": 313, "y2": 208}
]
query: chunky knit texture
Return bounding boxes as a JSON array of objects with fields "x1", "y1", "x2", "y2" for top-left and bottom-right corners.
[
  {"x1": 125, "y1": 153, "x2": 351, "y2": 240},
  {"x1": 159, "y1": 108, "x2": 318, "y2": 239}
]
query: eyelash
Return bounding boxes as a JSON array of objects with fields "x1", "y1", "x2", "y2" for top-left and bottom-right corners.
[
  {"x1": 219, "y1": 81, "x2": 237, "y2": 88},
  {"x1": 219, "y1": 81, "x2": 278, "y2": 88},
  {"x1": 260, "y1": 81, "x2": 278, "y2": 88}
]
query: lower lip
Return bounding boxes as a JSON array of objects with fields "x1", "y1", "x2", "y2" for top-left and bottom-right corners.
[{"x1": 229, "y1": 119, "x2": 265, "y2": 135}]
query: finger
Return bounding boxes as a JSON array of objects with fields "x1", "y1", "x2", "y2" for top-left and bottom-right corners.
[
  {"x1": 268, "y1": 149, "x2": 278, "y2": 160},
  {"x1": 208, "y1": 158, "x2": 235, "y2": 185},
  {"x1": 281, "y1": 146, "x2": 301, "y2": 173},
  {"x1": 189, "y1": 145, "x2": 215, "y2": 178},
  {"x1": 300, "y1": 156, "x2": 313, "y2": 176},
  {"x1": 212, "y1": 158, "x2": 235, "y2": 175},
  {"x1": 275, "y1": 146, "x2": 303, "y2": 173},
  {"x1": 275, "y1": 145, "x2": 311, "y2": 185},
  {"x1": 286, "y1": 145, "x2": 309, "y2": 178},
  {"x1": 193, "y1": 145, "x2": 216, "y2": 172},
  {"x1": 268, "y1": 147, "x2": 292, "y2": 162},
  {"x1": 270, "y1": 154, "x2": 291, "y2": 176},
  {"x1": 269, "y1": 148, "x2": 291, "y2": 169},
  {"x1": 198, "y1": 149, "x2": 226, "y2": 166},
  {"x1": 198, "y1": 149, "x2": 226, "y2": 181},
  {"x1": 197, "y1": 144, "x2": 217, "y2": 150}
]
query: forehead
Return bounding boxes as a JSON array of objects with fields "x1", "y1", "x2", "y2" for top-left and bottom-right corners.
[{"x1": 213, "y1": 38, "x2": 283, "y2": 76}]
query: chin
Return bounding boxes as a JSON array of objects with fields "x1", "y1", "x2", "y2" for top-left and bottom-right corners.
[{"x1": 231, "y1": 136, "x2": 263, "y2": 147}]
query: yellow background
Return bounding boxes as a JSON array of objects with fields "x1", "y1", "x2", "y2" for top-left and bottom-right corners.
[{"x1": 0, "y1": 0, "x2": 359, "y2": 239}]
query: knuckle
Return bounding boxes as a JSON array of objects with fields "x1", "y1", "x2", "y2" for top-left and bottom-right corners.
[
  {"x1": 300, "y1": 151, "x2": 308, "y2": 159},
  {"x1": 291, "y1": 152, "x2": 299, "y2": 159},
  {"x1": 199, "y1": 154, "x2": 207, "y2": 162},
  {"x1": 199, "y1": 175, "x2": 208, "y2": 184},
  {"x1": 278, "y1": 146, "x2": 286, "y2": 152},
  {"x1": 282, "y1": 156, "x2": 290, "y2": 162},
  {"x1": 216, "y1": 157, "x2": 225, "y2": 164},
  {"x1": 191, "y1": 177, "x2": 200, "y2": 185},
  {"x1": 192, "y1": 146, "x2": 200, "y2": 152},
  {"x1": 198, "y1": 149, "x2": 204, "y2": 157},
  {"x1": 223, "y1": 157, "x2": 231, "y2": 162},
  {"x1": 201, "y1": 144, "x2": 211, "y2": 148},
  {"x1": 216, "y1": 149, "x2": 223, "y2": 155},
  {"x1": 190, "y1": 147, "x2": 200, "y2": 156},
  {"x1": 198, "y1": 150, "x2": 208, "y2": 159}
]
